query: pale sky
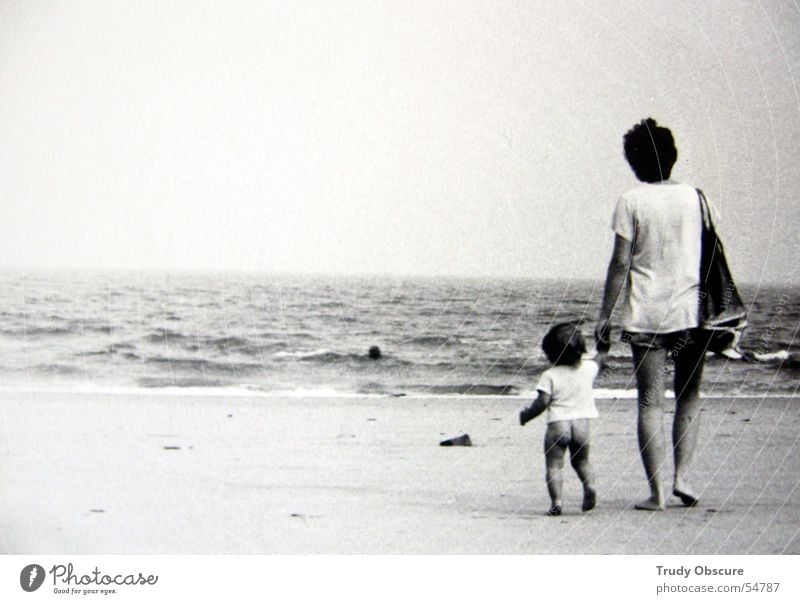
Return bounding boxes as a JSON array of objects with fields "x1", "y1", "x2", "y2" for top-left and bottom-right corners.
[{"x1": 1, "y1": 1, "x2": 798, "y2": 284}]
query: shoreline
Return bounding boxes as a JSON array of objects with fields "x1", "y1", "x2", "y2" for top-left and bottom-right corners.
[
  {"x1": 1, "y1": 391, "x2": 797, "y2": 554},
  {"x1": 0, "y1": 385, "x2": 796, "y2": 400}
]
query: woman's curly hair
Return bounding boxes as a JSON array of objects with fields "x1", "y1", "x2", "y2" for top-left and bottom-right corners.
[{"x1": 623, "y1": 118, "x2": 677, "y2": 183}]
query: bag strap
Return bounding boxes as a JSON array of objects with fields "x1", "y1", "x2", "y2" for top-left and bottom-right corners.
[{"x1": 696, "y1": 188, "x2": 713, "y2": 231}]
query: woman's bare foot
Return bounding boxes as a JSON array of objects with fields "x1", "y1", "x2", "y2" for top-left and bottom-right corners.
[
  {"x1": 673, "y1": 485, "x2": 699, "y2": 507},
  {"x1": 582, "y1": 489, "x2": 597, "y2": 512},
  {"x1": 634, "y1": 497, "x2": 664, "y2": 511}
]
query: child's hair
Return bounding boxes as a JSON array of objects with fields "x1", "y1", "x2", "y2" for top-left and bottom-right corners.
[
  {"x1": 623, "y1": 117, "x2": 677, "y2": 183},
  {"x1": 542, "y1": 322, "x2": 587, "y2": 367}
]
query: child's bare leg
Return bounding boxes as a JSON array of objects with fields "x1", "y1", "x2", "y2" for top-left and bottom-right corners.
[
  {"x1": 569, "y1": 419, "x2": 596, "y2": 511},
  {"x1": 632, "y1": 344, "x2": 667, "y2": 510},
  {"x1": 544, "y1": 422, "x2": 569, "y2": 515}
]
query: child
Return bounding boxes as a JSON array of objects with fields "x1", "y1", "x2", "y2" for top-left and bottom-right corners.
[{"x1": 519, "y1": 322, "x2": 606, "y2": 516}]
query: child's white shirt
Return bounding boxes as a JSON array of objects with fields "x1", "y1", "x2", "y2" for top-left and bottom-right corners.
[{"x1": 534, "y1": 359, "x2": 599, "y2": 423}]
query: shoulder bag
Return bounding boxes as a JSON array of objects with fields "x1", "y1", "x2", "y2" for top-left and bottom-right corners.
[{"x1": 697, "y1": 189, "x2": 747, "y2": 355}]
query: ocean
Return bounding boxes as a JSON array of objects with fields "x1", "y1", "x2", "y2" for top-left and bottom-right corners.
[{"x1": 0, "y1": 270, "x2": 797, "y2": 398}]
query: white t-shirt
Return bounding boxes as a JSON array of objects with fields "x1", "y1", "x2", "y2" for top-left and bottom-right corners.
[
  {"x1": 611, "y1": 181, "x2": 711, "y2": 333},
  {"x1": 535, "y1": 360, "x2": 599, "y2": 423}
]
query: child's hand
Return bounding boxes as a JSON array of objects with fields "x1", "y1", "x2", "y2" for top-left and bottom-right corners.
[
  {"x1": 520, "y1": 391, "x2": 550, "y2": 426},
  {"x1": 519, "y1": 406, "x2": 533, "y2": 426}
]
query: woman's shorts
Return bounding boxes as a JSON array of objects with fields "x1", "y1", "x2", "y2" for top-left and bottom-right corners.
[{"x1": 621, "y1": 329, "x2": 712, "y2": 356}]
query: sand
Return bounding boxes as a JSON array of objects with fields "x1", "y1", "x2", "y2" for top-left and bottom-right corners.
[{"x1": 1, "y1": 391, "x2": 798, "y2": 554}]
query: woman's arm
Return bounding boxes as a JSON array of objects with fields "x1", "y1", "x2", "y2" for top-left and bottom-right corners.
[
  {"x1": 600, "y1": 234, "x2": 633, "y2": 318},
  {"x1": 596, "y1": 234, "x2": 633, "y2": 348},
  {"x1": 520, "y1": 390, "x2": 552, "y2": 426}
]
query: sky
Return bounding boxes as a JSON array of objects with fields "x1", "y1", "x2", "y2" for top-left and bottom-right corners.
[{"x1": 0, "y1": 0, "x2": 799, "y2": 285}]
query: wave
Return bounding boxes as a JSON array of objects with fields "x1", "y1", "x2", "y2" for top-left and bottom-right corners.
[
  {"x1": 201, "y1": 335, "x2": 252, "y2": 350},
  {"x1": 137, "y1": 376, "x2": 235, "y2": 388},
  {"x1": 739, "y1": 350, "x2": 800, "y2": 370},
  {"x1": 486, "y1": 357, "x2": 542, "y2": 374},
  {"x1": 268, "y1": 331, "x2": 316, "y2": 341},
  {"x1": 355, "y1": 381, "x2": 522, "y2": 396},
  {"x1": 29, "y1": 363, "x2": 84, "y2": 376},
  {"x1": 143, "y1": 356, "x2": 264, "y2": 374},
  {"x1": 406, "y1": 335, "x2": 463, "y2": 347},
  {"x1": 2, "y1": 325, "x2": 74, "y2": 337},
  {"x1": 69, "y1": 320, "x2": 117, "y2": 334},
  {"x1": 273, "y1": 349, "x2": 371, "y2": 362},
  {"x1": 356, "y1": 382, "x2": 401, "y2": 395},
  {"x1": 1, "y1": 321, "x2": 131, "y2": 339},
  {"x1": 274, "y1": 348, "x2": 338, "y2": 360},
  {"x1": 421, "y1": 383, "x2": 520, "y2": 396},
  {"x1": 144, "y1": 328, "x2": 193, "y2": 344},
  {"x1": 83, "y1": 343, "x2": 139, "y2": 359}
]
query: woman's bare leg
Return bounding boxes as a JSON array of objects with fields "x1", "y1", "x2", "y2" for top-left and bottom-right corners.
[
  {"x1": 632, "y1": 344, "x2": 668, "y2": 510},
  {"x1": 672, "y1": 331, "x2": 707, "y2": 505}
]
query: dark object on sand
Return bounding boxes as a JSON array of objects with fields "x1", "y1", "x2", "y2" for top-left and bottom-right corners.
[
  {"x1": 440, "y1": 434, "x2": 472, "y2": 447},
  {"x1": 368, "y1": 345, "x2": 382, "y2": 359}
]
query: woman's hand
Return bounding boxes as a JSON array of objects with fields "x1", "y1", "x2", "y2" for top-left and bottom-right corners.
[{"x1": 595, "y1": 318, "x2": 612, "y2": 353}]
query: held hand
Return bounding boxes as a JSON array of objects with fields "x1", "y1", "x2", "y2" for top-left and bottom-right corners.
[{"x1": 595, "y1": 319, "x2": 612, "y2": 353}]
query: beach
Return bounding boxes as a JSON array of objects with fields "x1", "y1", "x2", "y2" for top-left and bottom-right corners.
[{"x1": 1, "y1": 391, "x2": 797, "y2": 555}]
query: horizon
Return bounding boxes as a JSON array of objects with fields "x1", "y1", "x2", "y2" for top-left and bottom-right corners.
[{"x1": 0, "y1": 264, "x2": 795, "y2": 290}]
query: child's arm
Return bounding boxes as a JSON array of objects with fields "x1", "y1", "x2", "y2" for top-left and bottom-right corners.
[
  {"x1": 519, "y1": 390, "x2": 552, "y2": 426},
  {"x1": 594, "y1": 351, "x2": 609, "y2": 372}
]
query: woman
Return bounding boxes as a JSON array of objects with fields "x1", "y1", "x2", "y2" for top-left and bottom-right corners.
[{"x1": 597, "y1": 118, "x2": 713, "y2": 511}]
